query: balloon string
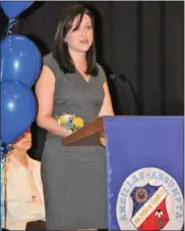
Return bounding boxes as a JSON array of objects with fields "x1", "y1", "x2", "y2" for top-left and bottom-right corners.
[
  {"x1": 0, "y1": 147, "x2": 5, "y2": 161},
  {"x1": 0, "y1": 141, "x2": 5, "y2": 229},
  {"x1": 0, "y1": 142, "x2": 11, "y2": 228},
  {"x1": 7, "y1": 18, "x2": 17, "y2": 51},
  {"x1": 7, "y1": 18, "x2": 17, "y2": 36},
  {"x1": 0, "y1": 57, "x2": 3, "y2": 81},
  {"x1": 1, "y1": 18, "x2": 18, "y2": 80}
]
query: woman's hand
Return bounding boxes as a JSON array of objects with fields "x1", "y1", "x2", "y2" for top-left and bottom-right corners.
[
  {"x1": 65, "y1": 129, "x2": 73, "y2": 137},
  {"x1": 100, "y1": 131, "x2": 105, "y2": 147}
]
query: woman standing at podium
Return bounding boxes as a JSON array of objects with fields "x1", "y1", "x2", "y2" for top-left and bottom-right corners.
[{"x1": 35, "y1": 4, "x2": 114, "y2": 230}]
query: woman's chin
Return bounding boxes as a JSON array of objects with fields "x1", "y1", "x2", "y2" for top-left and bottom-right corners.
[
  {"x1": 21, "y1": 143, "x2": 32, "y2": 151},
  {"x1": 77, "y1": 44, "x2": 91, "y2": 52}
]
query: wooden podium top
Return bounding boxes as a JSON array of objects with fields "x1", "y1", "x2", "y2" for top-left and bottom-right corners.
[{"x1": 62, "y1": 117, "x2": 105, "y2": 146}]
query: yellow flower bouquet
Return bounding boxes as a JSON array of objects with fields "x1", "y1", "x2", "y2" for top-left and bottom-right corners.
[{"x1": 56, "y1": 113, "x2": 84, "y2": 132}]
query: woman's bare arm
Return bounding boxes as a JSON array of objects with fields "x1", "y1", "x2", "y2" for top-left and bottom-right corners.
[{"x1": 35, "y1": 65, "x2": 72, "y2": 137}]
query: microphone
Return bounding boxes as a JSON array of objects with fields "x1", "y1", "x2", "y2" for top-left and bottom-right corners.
[{"x1": 109, "y1": 74, "x2": 142, "y2": 115}]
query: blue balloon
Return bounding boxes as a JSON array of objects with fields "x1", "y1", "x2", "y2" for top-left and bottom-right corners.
[
  {"x1": 1, "y1": 35, "x2": 41, "y2": 87},
  {"x1": 1, "y1": 1, "x2": 34, "y2": 19},
  {"x1": 0, "y1": 80, "x2": 37, "y2": 144}
]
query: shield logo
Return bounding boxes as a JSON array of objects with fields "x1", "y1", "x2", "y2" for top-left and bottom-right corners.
[{"x1": 130, "y1": 183, "x2": 169, "y2": 230}]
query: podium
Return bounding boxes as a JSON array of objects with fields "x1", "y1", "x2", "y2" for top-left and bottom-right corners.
[{"x1": 63, "y1": 116, "x2": 184, "y2": 230}]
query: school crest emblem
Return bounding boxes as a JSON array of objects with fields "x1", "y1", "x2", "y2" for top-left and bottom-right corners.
[{"x1": 116, "y1": 168, "x2": 183, "y2": 230}]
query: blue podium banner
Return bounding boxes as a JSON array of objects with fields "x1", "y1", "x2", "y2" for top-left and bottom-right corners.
[{"x1": 104, "y1": 116, "x2": 184, "y2": 230}]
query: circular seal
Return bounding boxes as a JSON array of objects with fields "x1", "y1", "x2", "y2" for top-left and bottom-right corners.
[
  {"x1": 135, "y1": 188, "x2": 148, "y2": 203},
  {"x1": 116, "y1": 167, "x2": 184, "y2": 230}
]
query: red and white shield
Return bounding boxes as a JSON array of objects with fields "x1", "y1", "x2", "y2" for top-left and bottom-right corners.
[{"x1": 131, "y1": 185, "x2": 169, "y2": 230}]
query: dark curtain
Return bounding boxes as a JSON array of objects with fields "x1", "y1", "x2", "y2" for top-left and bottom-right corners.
[{"x1": 0, "y1": 1, "x2": 184, "y2": 159}]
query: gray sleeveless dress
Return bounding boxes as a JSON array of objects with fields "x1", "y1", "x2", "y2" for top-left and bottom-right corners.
[{"x1": 41, "y1": 53, "x2": 108, "y2": 230}]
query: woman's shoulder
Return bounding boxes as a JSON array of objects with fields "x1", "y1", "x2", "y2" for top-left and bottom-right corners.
[
  {"x1": 43, "y1": 52, "x2": 60, "y2": 75},
  {"x1": 96, "y1": 63, "x2": 107, "y2": 84},
  {"x1": 96, "y1": 63, "x2": 104, "y2": 71},
  {"x1": 28, "y1": 156, "x2": 41, "y2": 169},
  {"x1": 43, "y1": 52, "x2": 54, "y2": 62}
]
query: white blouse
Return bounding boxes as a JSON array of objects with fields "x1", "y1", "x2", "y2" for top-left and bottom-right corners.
[{"x1": 1, "y1": 155, "x2": 45, "y2": 230}]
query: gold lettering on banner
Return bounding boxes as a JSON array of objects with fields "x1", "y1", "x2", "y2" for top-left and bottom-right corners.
[{"x1": 131, "y1": 186, "x2": 168, "y2": 228}]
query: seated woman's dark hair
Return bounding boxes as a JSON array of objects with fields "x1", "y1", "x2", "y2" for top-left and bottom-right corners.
[{"x1": 53, "y1": 4, "x2": 98, "y2": 76}]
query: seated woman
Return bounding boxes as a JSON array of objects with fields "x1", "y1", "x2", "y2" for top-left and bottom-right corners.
[{"x1": 1, "y1": 130, "x2": 45, "y2": 230}]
